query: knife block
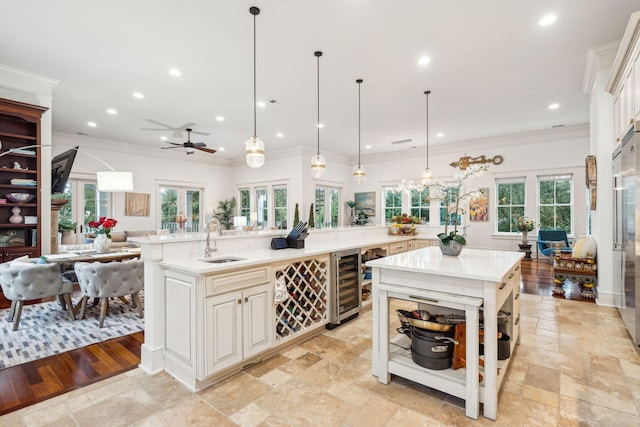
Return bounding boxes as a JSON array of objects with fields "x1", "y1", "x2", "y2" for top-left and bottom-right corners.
[{"x1": 287, "y1": 239, "x2": 305, "y2": 249}]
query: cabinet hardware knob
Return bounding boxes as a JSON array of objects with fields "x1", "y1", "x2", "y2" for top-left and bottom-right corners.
[
  {"x1": 508, "y1": 273, "x2": 514, "y2": 280},
  {"x1": 499, "y1": 282, "x2": 507, "y2": 290},
  {"x1": 515, "y1": 293, "x2": 520, "y2": 300},
  {"x1": 245, "y1": 297, "x2": 248, "y2": 303},
  {"x1": 630, "y1": 118, "x2": 635, "y2": 124},
  {"x1": 515, "y1": 266, "x2": 520, "y2": 271},
  {"x1": 237, "y1": 299, "x2": 242, "y2": 304},
  {"x1": 515, "y1": 316, "x2": 520, "y2": 325},
  {"x1": 617, "y1": 137, "x2": 621, "y2": 142}
]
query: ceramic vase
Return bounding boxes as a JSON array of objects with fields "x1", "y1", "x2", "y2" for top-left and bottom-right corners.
[
  {"x1": 521, "y1": 230, "x2": 528, "y2": 244},
  {"x1": 439, "y1": 240, "x2": 464, "y2": 256},
  {"x1": 94, "y1": 234, "x2": 112, "y2": 253},
  {"x1": 9, "y1": 207, "x2": 23, "y2": 224}
]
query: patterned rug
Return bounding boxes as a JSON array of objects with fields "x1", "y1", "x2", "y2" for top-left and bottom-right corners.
[{"x1": 0, "y1": 296, "x2": 144, "y2": 369}]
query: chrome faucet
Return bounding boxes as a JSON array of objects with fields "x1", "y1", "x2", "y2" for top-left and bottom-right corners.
[{"x1": 204, "y1": 217, "x2": 221, "y2": 258}]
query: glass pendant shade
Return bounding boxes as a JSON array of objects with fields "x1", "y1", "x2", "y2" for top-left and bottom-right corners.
[
  {"x1": 353, "y1": 163, "x2": 366, "y2": 183},
  {"x1": 245, "y1": 136, "x2": 265, "y2": 168},
  {"x1": 310, "y1": 153, "x2": 326, "y2": 178},
  {"x1": 421, "y1": 167, "x2": 433, "y2": 185}
]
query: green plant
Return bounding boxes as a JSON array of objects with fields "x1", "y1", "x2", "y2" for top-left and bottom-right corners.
[
  {"x1": 294, "y1": 203, "x2": 300, "y2": 226},
  {"x1": 308, "y1": 203, "x2": 315, "y2": 228},
  {"x1": 430, "y1": 164, "x2": 488, "y2": 246},
  {"x1": 58, "y1": 219, "x2": 77, "y2": 232},
  {"x1": 215, "y1": 198, "x2": 236, "y2": 230}
]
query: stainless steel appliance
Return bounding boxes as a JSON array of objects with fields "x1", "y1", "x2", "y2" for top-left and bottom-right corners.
[
  {"x1": 327, "y1": 248, "x2": 361, "y2": 328},
  {"x1": 613, "y1": 122, "x2": 640, "y2": 350}
]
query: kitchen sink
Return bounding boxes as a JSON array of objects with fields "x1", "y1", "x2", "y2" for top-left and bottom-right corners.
[{"x1": 200, "y1": 256, "x2": 246, "y2": 263}]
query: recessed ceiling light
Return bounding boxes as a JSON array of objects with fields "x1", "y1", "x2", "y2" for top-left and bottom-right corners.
[
  {"x1": 276, "y1": 133, "x2": 284, "y2": 138},
  {"x1": 216, "y1": 116, "x2": 224, "y2": 122},
  {"x1": 437, "y1": 133, "x2": 444, "y2": 137},
  {"x1": 365, "y1": 145, "x2": 372, "y2": 149},
  {"x1": 317, "y1": 123, "x2": 324, "y2": 129},
  {"x1": 257, "y1": 101, "x2": 266, "y2": 108},
  {"x1": 169, "y1": 68, "x2": 182, "y2": 77},
  {"x1": 160, "y1": 136, "x2": 168, "y2": 141},
  {"x1": 539, "y1": 14, "x2": 557, "y2": 26},
  {"x1": 133, "y1": 92, "x2": 144, "y2": 99},
  {"x1": 548, "y1": 103, "x2": 559, "y2": 110},
  {"x1": 418, "y1": 56, "x2": 431, "y2": 65},
  {"x1": 106, "y1": 108, "x2": 117, "y2": 115},
  {"x1": 219, "y1": 147, "x2": 225, "y2": 151},
  {"x1": 87, "y1": 122, "x2": 97, "y2": 127}
]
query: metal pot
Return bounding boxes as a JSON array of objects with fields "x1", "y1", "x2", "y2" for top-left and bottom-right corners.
[
  {"x1": 399, "y1": 325, "x2": 458, "y2": 370},
  {"x1": 396, "y1": 309, "x2": 453, "y2": 332}
]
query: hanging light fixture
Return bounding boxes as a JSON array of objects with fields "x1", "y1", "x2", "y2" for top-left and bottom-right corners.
[
  {"x1": 310, "y1": 51, "x2": 326, "y2": 178},
  {"x1": 421, "y1": 90, "x2": 433, "y2": 185},
  {"x1": 353, "y1": 79, "x2": 366, "y2": 183},
  {"x1": 392, "y1": 139, "x2": 424, "y2": 194},
  {"x1": 245, "y1": 6, "x2": 265, "y2": 168}
]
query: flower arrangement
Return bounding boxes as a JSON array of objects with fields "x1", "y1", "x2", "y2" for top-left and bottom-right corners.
[
  {"x1": 429, "y1": 164, "x2": 488, "y2": 246},
  {"x1": 88, "y1": 216, "x2": 118, "y2": 238},
  {"x1": 516, "y1": 216, "x2": 536, "y2": 232}
]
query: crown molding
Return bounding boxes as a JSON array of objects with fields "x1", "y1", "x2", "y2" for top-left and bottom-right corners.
[
  {"x1": 583, "y1": 41, "x2": 619, "y2": 95},
  {"x1": 0, "y1": 64, "x2": 59, "y2": 98},
  {"x1": 606, "y1": 11, "x2": 640, "y2": 93}
]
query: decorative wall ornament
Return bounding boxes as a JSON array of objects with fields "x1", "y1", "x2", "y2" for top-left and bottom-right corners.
[
  {"x1": 450, "y1": 154, "x2": 503, "y2": 170},
  {"x1": 125, "y1": 192, "x2": 150, "y2": 216},
  {"x1": 585, "y1": 155, "x2": 597, "y2": 210}
]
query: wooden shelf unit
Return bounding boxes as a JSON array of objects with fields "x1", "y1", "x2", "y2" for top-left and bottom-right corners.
[{"x1": 0, "y1": 98, "x2": 47, "y2": 261}]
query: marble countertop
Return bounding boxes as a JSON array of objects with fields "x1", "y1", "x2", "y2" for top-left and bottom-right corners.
[{"x1": 366, "y1": 246, "x2": 524, "y2": 282}]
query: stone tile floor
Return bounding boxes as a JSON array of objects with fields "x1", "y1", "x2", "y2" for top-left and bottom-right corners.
[{"x1": 2, "y1": 294, "x2": 640, "y2": 426}]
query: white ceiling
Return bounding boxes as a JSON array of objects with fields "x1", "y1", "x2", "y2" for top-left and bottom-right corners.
[{"x1": 1, "y1": 0, "x2": 639, "y2": 162}]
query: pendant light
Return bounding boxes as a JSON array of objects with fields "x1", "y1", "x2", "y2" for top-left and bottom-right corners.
[
  {"x1": 353, "y1": 79, "x2": 366, "y2": 183},
  {"x1": 245, "y1": 6, "x2": 265, "y2": 168},
  {"x1": 421, "y1": 90, "x2": 433, "y2": 185},
  {"x1": 310, "y1": 51, "x2": 326, "y2": 178}
]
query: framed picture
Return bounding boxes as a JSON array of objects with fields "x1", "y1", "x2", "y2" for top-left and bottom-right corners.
[
  {"x1": 469, "y1": 188, "x2": 489, "y2": 221},
  {"x1": 354, "y1": 191, "x2": 376, "y2": 217}
]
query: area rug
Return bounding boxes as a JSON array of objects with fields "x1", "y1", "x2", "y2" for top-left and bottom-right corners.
[{"x1": 0, "y1": 297, "x2": 144, "y2": 370}]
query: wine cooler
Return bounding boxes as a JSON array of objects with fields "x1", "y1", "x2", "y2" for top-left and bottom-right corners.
[{"x1": 327, "y1": 248, "x2": 362, "y2": 328}]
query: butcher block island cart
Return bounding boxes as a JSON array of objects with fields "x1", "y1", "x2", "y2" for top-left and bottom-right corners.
[{"x1": 367, "y1": 247, "x2": 523, "y2": 420}]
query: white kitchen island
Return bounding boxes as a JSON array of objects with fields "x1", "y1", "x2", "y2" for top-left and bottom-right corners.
[{"x1": 367, "y1": 246, "x2": 523, "y2": 420}]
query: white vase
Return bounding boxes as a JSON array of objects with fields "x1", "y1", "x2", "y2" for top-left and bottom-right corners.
[{"x1": 94, "y1": 234, "x2": 112, "y2": 253}]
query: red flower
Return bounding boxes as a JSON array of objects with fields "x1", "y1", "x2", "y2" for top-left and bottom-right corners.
[{"x1": 88, "y1": 217, "x2": 118, "y2": 237}]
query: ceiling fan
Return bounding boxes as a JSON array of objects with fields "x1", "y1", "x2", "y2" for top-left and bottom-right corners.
[
  {"x1": 141, "y1": 119, "x2": 211, "y2": 139},
  {"x1": 162, "y1": 129, "x2": 216, "y2": 155}
]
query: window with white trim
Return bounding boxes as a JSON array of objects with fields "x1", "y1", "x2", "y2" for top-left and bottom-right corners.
[
  {"x1": 495, "y1": 177, "x2": 525, "y2": 233},
  {"x1": 410, "y1": 188, "x2": 429, "y2": 223},
  {"x1": 383, "y1": 187, "x2": 402, "y2": 224},
  {"x1": 538, "y1": 174, "x2": 572, "y2": 233}
]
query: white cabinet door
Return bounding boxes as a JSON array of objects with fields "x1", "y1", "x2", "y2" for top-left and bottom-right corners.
[
  {"x1": 205, "y1": 290, "x2": 243, "y2": 375},
  {"x1": 634, "y1": 49, "x2": 640, "y2": 121},
  {"x1": 205, "y1": 284, "x2": 272, "y2": 376},
  {"x1": 243, "y1": 284, "x2": 272, "y2": 358}
]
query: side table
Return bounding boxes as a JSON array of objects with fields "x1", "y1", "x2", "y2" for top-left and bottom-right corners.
[
  {"x1": 552, "y1": 254, "x2": 597, "y2": 298},
  {"x1": 518, "y1": 243, "x2": 532, "y2": 261}
]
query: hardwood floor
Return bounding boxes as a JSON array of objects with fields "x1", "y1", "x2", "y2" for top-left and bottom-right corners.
[{"x1": 0, "y1": 259, "x2": 595, "y2": 415}]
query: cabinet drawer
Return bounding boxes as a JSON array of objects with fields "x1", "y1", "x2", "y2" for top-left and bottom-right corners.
[
  {"x1": 388, "y1": 241, "x2": 408, "y2": 254},
  {"x1": 206, "y1": 266, "x2": 271, "y2": 296},
  {"x1": 496, "y1": 263, "x2": 520, "y2": 308}
]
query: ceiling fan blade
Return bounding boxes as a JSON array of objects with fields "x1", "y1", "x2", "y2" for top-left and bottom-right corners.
[
  {"x1": 140, "y1": 127, "x2": 172, "y2": 131},
  {"x1": 164, "y1": 141, "x2": 183, "y2": 146},
  {"x1": 190, "y1": 130, "x2": 211, "y2": 136},
  {"x1": 161, "y1": 146, "x2": 183, "y2": 149},
  {"x1": 144, "y1": 119, "x2": 174, "y2": 129},
  {"x1": 195, "y1": 146, "x2": 217, "y2": 154},
  {"x1": 193, "y1": 142, "x2": 207, "y2": 147},
  {"x1": 172, "y1": 130, "x2": 184, "y2": 139}
]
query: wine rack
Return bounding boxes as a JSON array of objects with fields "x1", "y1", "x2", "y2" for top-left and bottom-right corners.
[{"x1": 274, "y1": 257, "x2": 328, "y2": 341}]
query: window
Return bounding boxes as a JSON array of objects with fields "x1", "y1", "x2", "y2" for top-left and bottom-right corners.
[
  {"x1": 239, "y1": 188, "x2": 250, "y2": 222},
  {"x1": 159, "y1": 184, "x2": 202, "y2": 232},
  {"x1": 538, "y1": 174, "x2": 572, "y2": 233},
  {"x1": 439, "y1": 185, "x2": 460, "y2": 226},
  {"x1": 410, "y1": 188, "x2": 429, "y2": 224},
  {"x1": 383, "y1": 187, "x2": 402, "y2": 223},
  {"x1": 56, "y1": 178, "x2": 111, "y2": 244},
  {"x1": 496, "y1": 178, "x2": 525, "y2": 232},
  {"x1": 237, "y1": 181, "x2": 288, "y2": 229},
  {"x1": 273, "y1": 185, "x2": 287, "y2": 229},
  {"x1": 314, "y1": 185, "x2": 340, "y2": 228}
]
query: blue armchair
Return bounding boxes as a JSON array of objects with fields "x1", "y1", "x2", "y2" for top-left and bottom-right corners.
[{"x1": 537, "y1": 230, "x2": 572, "y2": 262}]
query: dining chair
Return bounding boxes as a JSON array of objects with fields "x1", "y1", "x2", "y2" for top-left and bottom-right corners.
[
  {"x1": 0, "y1": 261, "x2": 75, "y2": 331},
  {"x1": 74, "y1": 259, "x2": 144, "y2": 328}
]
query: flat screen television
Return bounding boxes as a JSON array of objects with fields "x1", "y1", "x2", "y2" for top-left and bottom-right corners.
[{"x1": 51, "y1": 146, "x2": 78, "y2": 194}]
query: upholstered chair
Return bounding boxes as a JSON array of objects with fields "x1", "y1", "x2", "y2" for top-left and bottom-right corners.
[
  {"x1": 536, "y1": 230, "x2": 572, "y2": 263},
  {"x1": 0, "y1": 262, "x2": 75, "y2": 331},
  {"x1": 74, "y1": 260, "x2": 144, "y2": 328}
]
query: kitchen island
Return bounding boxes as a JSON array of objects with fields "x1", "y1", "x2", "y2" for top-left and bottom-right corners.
[
  {"x1": 129, "y1": 225, "x2": 440, "y2": 391},
  {"x1": 367, "y1": 247, "x2": 523, "y2": 420}
]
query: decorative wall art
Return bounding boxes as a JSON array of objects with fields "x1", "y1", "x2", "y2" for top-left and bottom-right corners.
[
  {"x1": 450, "y1": 154, "x2": 503, "y2": 170},
  {"x1": 469, "y1": 188, "x2": 489, "y2": 221},
  {"x1": 354, "y1": 191, "x2": 376, "y2": 216},
  {"x1": 125, "y1": 192, "x2": 150, "y2": 216}
]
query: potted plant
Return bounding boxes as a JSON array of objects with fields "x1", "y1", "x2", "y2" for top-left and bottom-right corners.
[
  {"x1": 58, "y1": 219, "x2": 77, "y2": 245},
  {"x1": 429, "y1": 164, "x2": 488, "y2": 255},
  {"x1": 293, "y1": 203, "x2": 300, "y2": 227},
  {"x1": 215, "y1": 198, "x2": 236, "y2": 230},
  {"x1": 308, "y1": 203, "x2": 315, "y2": 228}
]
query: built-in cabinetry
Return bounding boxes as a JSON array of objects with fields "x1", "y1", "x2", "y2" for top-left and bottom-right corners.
[
  {"x1": 0, "y1": 98, "x2": 46, "y2": 260},
  {"x1": 608, "y1": 12, "x2": 640, "y2": 144}
]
